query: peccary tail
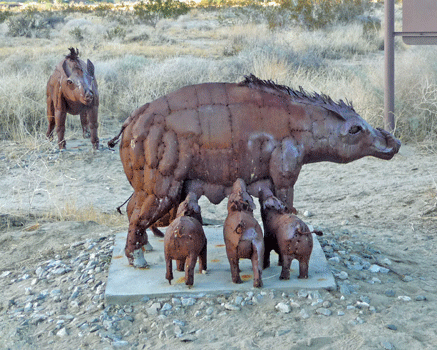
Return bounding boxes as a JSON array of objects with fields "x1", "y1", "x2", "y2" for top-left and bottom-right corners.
[
  {"x1": 108, "y1": 126, "x2": 125, "y2": 148},
  {"x1": 116, "y1": 193, "x2": 133, "y2": 215},
  {"x1": 313, "y1": 230, "x2": 323, "y2": 236}
]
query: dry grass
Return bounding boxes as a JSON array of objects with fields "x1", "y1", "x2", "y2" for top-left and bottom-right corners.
[{"x1": 0, "y1": 1, "x2": 436, "y2": 146}]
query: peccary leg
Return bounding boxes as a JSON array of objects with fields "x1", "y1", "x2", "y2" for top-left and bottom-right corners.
[
  {"x1": 55, "y1": 110, "x2": 67, "y2": 149},
  {"x1": 87, "y1": 107, "x2": 99, "y2": 150},
  {"x1": 263, "y1": 234, "x2": 275, "y2": 269},
  {"x1": 125, "y1": 218, "x2": 149, "y2": 267},
  {"x1": 279, "y1": 255, "x2": 292, "y2": 280},
  {"x1": 185, "y1": 254, "x2": 197, "y2": 286},
  {"x1": 46, "y1": 99, "x2": 56, "y2": 140},
  {"x1": 275, "y1": 187, "x2": 297, "y2": 214},
  {"x1": 176, "y1": 259, "x2": 185, "y2": 272},
  {"x1": 80, "y1": 112, "x2": 90, "y2": 138},
  {"x1": 226, "y1": 247, "x2": 242, "y2": 284},
  {"x1": 165, "y1": 258, "x2": 173, "y2": 284},
  {"x1": 298, "y1": 257, "x2": 309, "y2": 279},
  {"x1": 198, "y1": 241, "x2": 207, "y2": 273},
  {"x1": 251, "y1": 243, "x2": 264, "y2": 288}
]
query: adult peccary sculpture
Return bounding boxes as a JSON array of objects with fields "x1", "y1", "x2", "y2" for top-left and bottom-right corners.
[
  {"x1": 109, "y1": 74, "x2": 401, "y2": 267},
  {"x1": 223, "y1": 179, "x2": 264, "y2": 287},
  {"x1": 47, "y1": 48, "x2": 99, "y2": 149},
  {"x1": 164, "y1": 193, "x2": 207, "y2": 286},
  {"x1": 259, "y1": 190, "x2": 322, "y2": 280}
]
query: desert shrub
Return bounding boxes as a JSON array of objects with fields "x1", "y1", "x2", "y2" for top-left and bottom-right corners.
[
  {"x1": 104, "y1": 25, "x2": 126, "y2": 40},
  {"x1": 0, "y1": 9, "x2": 13, "y2": 23},
  {"x1": 69, "y1": 26, "x2": 85, "y2": 41},
  {"x1": 279, "y1": 0, "x2": 371, "y2": 29},
  {"x1": 6, "y1": 10, "x2": 64, "y2": 38},
  {"x1": 133, "y1": 0, "x2": 190, "y2": 22}
]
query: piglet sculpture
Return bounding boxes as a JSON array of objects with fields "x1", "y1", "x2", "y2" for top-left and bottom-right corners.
[
  {"x1": 260, "y1": 191, "x2": 322, "y2": 280},
  {"x1": 46, "y1": 48, "x2": 99, "y2": 149},
  {"x1": 223, "y1": 179, "x2": 264, "y2": 288},
  {"x1": 164, "y1": 193, "x2": 207, "y2": 286}
]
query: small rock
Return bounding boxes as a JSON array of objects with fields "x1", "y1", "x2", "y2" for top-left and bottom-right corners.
[
  {"x1": 181, "y1": 298, "x2": 196, "y2": 307},
  {"x1": 337, "y1": 271, "x2": 349, "y2": 280},
  {"x1": 381, "y1": 341, "x2": 395, "y2": 350},
  {"x1": 315, "y1": 308, "x2": 332, "y2": 316},
  {"x1": 161, "y1": 303, "x2": 172, "y2": 312},
  {"x1": 56, "y1": 328, "x2": 69, "y2": 337},
  {"x1": 387, "y1": 324, "x2": 397, "y2": 331},
  {"x1": 329, "y1": 256, "x2": 340, "y2": 263},
  {"x1": 173, "y1": 319, "x2": 186, "y2": 327},
  {"x1": 234, "y1": 296, "x2": 244, "y2": 305},
  {"x1": 415, "y1": 295, "x2": 427, "y2": 301},
  {"x1": 276, "y1": 329, "x2": 291, "y2": 336},
  {"x1": 385, "y1": 290, "x2": 396, "y2": 297},
  {"x1": 300, "y1": 309, "x2": 310, "y2": 319},
  {"x1": 360, "y1": 295, "x2": 370, "y2": 304},
  {"x1": 223, "y1": 303, "x2": 240, "y2": 311},
  {"x1": 369, "y1": 264, "x2": 390, "y2": 273},
  {"x1": 322, "y1": 300, "x2": 332, "y2": 308},
  {"x1": 398, "y1": 296, "x2": 411, "y2": 302},
  {"x1": 381, "y1": 258, "x2": 392, "y2": 265},
  {"x1": 402, "y1": 275, "x2": 413, "y2": 282},
  {"x1": 146, "y1": 302, "x2": 161, "y2": 316},
  {"x1": 275, "y1": 302, "x2": 291, "y2": 313},
  {"x1": 303, "y1": 210, "x2": 313, "y2": 217},
  {"x1": 297, "y1": 290, "x2": 308, "y2": 298},
  {"x1": 337, "y1": 311, "x2": 345, "y2": 316},
  {"x1": 112, "y1": 340, "x2": 129, "y2": 347}
]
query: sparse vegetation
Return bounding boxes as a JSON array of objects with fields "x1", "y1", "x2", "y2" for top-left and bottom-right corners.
[{"x1": 0, "y1": 0, "x2": 436, "y2": 147}]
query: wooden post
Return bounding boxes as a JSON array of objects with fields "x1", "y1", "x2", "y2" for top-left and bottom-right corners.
[{"x1": 384, "y1": 0, "x2": 395, "y2": 132}]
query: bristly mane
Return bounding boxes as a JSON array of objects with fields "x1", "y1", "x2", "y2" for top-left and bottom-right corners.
[
  {"x1": 239, "y1": 74, "x2": 356, "y2": 119},
  {"x1": 66, "y1": 47, "x2": 80, "y2": 61}
]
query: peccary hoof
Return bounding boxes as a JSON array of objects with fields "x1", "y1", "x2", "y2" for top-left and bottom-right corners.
[
  {"x1": 131, "y1": 249, "x2": 149, "y2": 268},
  {"x1": 253, "y1": 279, "x2": 263, "y2": 288}
]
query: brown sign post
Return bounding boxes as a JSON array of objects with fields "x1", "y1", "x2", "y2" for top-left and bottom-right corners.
[{"x1": 384, "y1": 0, "x2": 437, "y2": 132}]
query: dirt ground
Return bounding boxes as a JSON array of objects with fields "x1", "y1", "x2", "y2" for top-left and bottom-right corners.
[{"x1": 0, "y1": 135, "x2": 436, "y2": 349}]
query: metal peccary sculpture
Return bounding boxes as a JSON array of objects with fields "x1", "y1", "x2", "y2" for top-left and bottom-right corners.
[
  {"x1": 109, "y1": 74, "x2": 401, "y2": 267},
  {"x1": 47, "y1": 48, "x2": 99, "y2": 149}
]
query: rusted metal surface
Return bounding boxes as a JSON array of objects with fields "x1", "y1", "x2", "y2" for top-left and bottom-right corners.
[
  {"x1": 164, "y1": 193, "x2": 207, "y2": 286},
  {"x1": 46, "y1": 48, "x2": 99, "y2": 149},
  {"x1": 111, "y1": 74, "x2": 401, "y2": 267},
  {"x1": 259, "y1": 190, "x2": 322, "y2": 280},
  {"x1": 223, "y1": 179, "x2": 264, "y2": 288}
]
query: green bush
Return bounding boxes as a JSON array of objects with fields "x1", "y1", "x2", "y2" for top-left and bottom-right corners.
[
  {"x1": 134, "y1": 0, "x2": 190, "y2": 21},
  {"x1": 105, "y1": 25, "x2": 126, "y2": 40},
  {"x1": 279, "y1": 0, "x2": 371, "y2": 29},
  {"x1": 0, "y1": 9, "x2": 12, "y2": 24}
]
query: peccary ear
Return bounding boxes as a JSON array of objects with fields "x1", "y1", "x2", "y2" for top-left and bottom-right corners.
[
  {"x1": 62, "y1": 60, "x2": 72, "y2": 78},
  {"x1": 262, "y1": 195, "x2": 285, "y2": 213},
  {"x1": 87, "y1": 59, "x2": 95, "y2": 77}
]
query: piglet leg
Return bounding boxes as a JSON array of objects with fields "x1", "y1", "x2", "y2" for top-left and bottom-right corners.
[
  {"x1": 198, "y1": 241, "x2": 207, "y2": 273},
  {"x1": 185, "y1": 254, "x2": 197, "y2": 286},
  {"x1": 176, "y1": 259, "x2": 185, "y2": 272},
  {"x1": 165, "y1": 258, "x2": 173, "y2": 284},
  {"x1": 298, "y1": 258, "x2": 309, "y2": 279},
  {"x1": 279, "y1": 255, "x2": 292, "y2": 280}
]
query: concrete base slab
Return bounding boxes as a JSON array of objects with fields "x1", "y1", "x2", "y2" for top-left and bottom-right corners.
[{"x1": 105, "y1": 226, "x2": 336, "y2": 304}]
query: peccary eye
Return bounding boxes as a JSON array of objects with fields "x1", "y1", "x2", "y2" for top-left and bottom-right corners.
[
  {"x1": 67, "y1": 79, "x2": 74, "y2": 86},
  {"x1": 349, "y1": 125, "x2": 362, "y2": 135}
]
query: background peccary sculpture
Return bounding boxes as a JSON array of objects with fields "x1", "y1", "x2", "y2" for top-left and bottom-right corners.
[
  {"x1": 260, "y1": 191, "x2": 322, "y2": 280},
  {"x1": 164, "y1": 193, "x2": 207, "y2": 286},
  {"x1": 47, "y1": 48, "x2": 99, "y2": 149},
  {"x1": 223, "y1": 179, "x2": 264, "y2": 288},
  {"x1": 110, "y1": 74, "x2": 400, "y2": 267}
]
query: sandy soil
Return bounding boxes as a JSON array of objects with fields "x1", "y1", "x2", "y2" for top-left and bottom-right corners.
[{"x1": 0, "y1": 135, "x2": 436, "y2": 349}]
